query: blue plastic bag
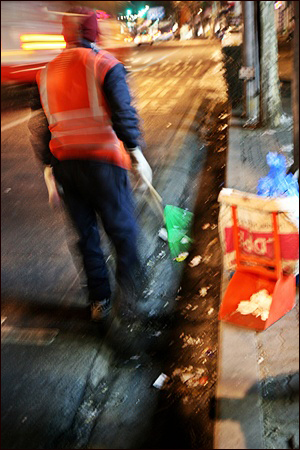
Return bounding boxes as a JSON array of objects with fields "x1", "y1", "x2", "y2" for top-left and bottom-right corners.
[{"x1": 257, "y1": 152, "x2": 299, "y2": 197}]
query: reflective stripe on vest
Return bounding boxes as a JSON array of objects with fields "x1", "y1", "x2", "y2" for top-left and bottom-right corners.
[{"x1": 37, "y1": 48, "x2": 130, "y2": 169}]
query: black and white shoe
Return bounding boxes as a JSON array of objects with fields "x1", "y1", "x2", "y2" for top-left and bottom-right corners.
[{"x1": 90, "y1": 298, "x2": 111, "y2": 322}]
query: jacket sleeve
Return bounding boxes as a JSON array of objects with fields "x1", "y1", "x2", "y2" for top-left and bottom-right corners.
[
  {"x1": 102, "y1": 63, "x2": 143, "y2": 149},
  {"x1": 27, "y1": 83, "x2": 53, "y2": 167}
]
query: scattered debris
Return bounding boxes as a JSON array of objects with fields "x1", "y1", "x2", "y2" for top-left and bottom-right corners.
[
  {"x1": 172, "y1": 366, "x2": 205, "y2": 387},
  {"x1": 206, "y1": 237, "x2": 218, "y2": 249},
  {"x1": 152, "y1": 331, "x2": 162, "y2": 337},
  {"x1": 180, "y1": 236, "x2": 190, "y2": 244},
  {"x1": 4, "y1": 188, "x2": 11, "y2": 194},
  {"x1": 207, "y1": 307, "x2": 214, "y2": 315},
  {"x1": 153, "y1": 373, "x2": 169, "y2": 389},
  {"x1": 181, "y1": 334, "x2": 202, "y2": 347},
  {"x1": 262, "y1": 129, "x2": 276, "y2": 136},
  {"x1": 217, "y1": 147, "x2": 226, "y2": 153},
  {"x1": 175, "y1": 252, "x2": 189, "y2": 262},
  {"x1": 21, "y1": 417, "x2": 27, "y2": 423},
  {"x1": 175, "y1": 295, "x2": 182, "y2": 301},
  {"x1": 142, "y1": 288, "x2": 153, "y2": 298},
  {"x1": 211, "y1": 224, "x2": 217, "y2": 230},
  {"x1": 218, "y1": 124, "x2": 228, "y2": 131},
  {"x1": 281, "y1": 144, "x2": 293, "y2": 153},
  {"x1": 191, "y1": 305, "x2": 199, "y2": 311},
  {"x1": 166, "y1": 122, "x2": 172, "y2": 128},
  {"x1": 1, "y1": 317, "x2": 7, "y2": 325},
  {"x1": 279, "y1": 113, "x2": 293, "y2": 126},
  {"x1": 236, "y1": 289, "x2": 272, "y2": 321},
  {"x1": 258, "y1": 356, "x2": 264, "y2": 364},
  {"x1": 218, "y1": 113, "x2": 229, "y2": 120},
  {"x1": 198, "y1": 376, "x2": 209, "y2": 386},
  {"x1": 130, "y1": 355, "x2": 140, "y2": 360},
  {"x1": 204, "y1": 348, "x2": 214, "y2": 357},
  {"x1": 185, "y1": 304, "x2": 193, "y2": 310},
  {"x1": 189, "y1": 255, "x2": 202, "y2": 267},
  {"x1": 202, "y1": 223, "x2": 210, "y2": 230},
  {"x1": 158, "y1": 227, "x2": 168, "y2": 241},
  {"x1": 157, "y1": 250, "x2": 166, "y2": 259},
  {"x1": 199, "y1": 286, "x2": 210, "y2": 297},
  {"x1": 202, "y1": 254, "x2": 212, "y2": 263},
  {"x1": 163, "y1": 301, "x2": 169, "y2": 308}
]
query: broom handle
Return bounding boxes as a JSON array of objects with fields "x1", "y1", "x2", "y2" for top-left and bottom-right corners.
[
  {"x1": 141, "y1": 175, "x2": 165, "y2": 219},
  {"x1": 142, "y1": 175, "x2": 163, "y2": 202}
]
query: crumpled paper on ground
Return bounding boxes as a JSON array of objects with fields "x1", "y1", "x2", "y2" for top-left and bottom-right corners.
[{"x1": 237, "y1": 289, "x2": 272, "y2": 321}]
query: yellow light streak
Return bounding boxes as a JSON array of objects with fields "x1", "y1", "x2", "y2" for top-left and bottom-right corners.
[
  {"x1": 21, "y1": 43, "x2": 66, "y2": 50},
  {"x1": 20, "y1": 34, "x2": 65, "y2": 42}
]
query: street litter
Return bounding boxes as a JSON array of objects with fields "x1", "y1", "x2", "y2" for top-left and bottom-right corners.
[
  {"x1": 175, "y1": 252, "x2": 189, "y2": 262},
  {"x1": 1, "y1": 317, "x2": 7, "y2": 325},
  {"x1": 281, "y1": 144, "x2": 293, "y2": 153},
  {"x1": 181, "y1": 334, "x2": 202, "y2": 347},
  {"x1": 202, "y1": 254, "x2": 212, "y2": 263},
  {"x1": 218, "y1": 124, "x2": 228, "y2": 131},
  {"x1": 202, "y1": 223, "x2": 210, "y2": 230},
  {"x1": 218, "y1": 113, "x2": 229, "y2": 120},
  {"x1": 191, "y1": 305, "x2": 199, "y2": 311},
  {"x1": 158, "y1": 227, "x2": 168, "y2": 241},
  {"x1": 130, "y1": 355, "x2": 141, "y2": 360},
  {"x1": 157, "y1": 250, "x2": 166, "y2": 259},
  {"x1": 198, "y1": 376, "x2": 209, "y2": 386},
  {"x1": 257, "y1": 152, "x2": 299, "y2": 197},
  {"x1": 189, "y1": 255, "x2": 202, "y2": 267},
  {"x1": 217, "y1": 147, "x2": 226, "y2": 152},
  {"x1": 211, "y1": 224, "x2": 217, "y2": 230},
  {"x1": 236, "y1": 289, "x2": 272, "y2": 321},
  {"x1": 258, "y1": 356, "x2": 264, "y2": 364},
  {"x1": 199, "y1": 287, "x2": 210, "y2": 297},
  {"x1": 207, "y1": 308, "x2": 214, "y2": 315},
  {"x1": 153, "y1": 373, "x2": 169, "y2": 389},
  {"x1": 166, "y1": 122, "x2": 172, "y2": 128},
  {"x1": 262, "y1": 129, "x2": 276, "y2": 136},
  {"x1": 172, "y1": 367, "x2": 205, "y2": 386},
  {"x1": 152, "y1": 331, "x2": 162, "y2": 337},
  {"x1": 180, "y1": 236, "x2": 190, "y2": 244},
  {"x1": 4, "y1": 188, "x2": 11, "y2": 194}
]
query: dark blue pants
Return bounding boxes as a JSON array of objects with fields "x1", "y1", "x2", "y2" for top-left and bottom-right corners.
[{"x1": 53, "y1": 160, "x2": 139, "y2": 302}]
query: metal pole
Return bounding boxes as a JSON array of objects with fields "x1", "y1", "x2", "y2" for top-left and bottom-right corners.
[
  {"x1": 242, "y1": 1, "x2": 260, "y2": 126},
  {"x1": 291, "y1": 1, "x2": 299, "y2": 175}
]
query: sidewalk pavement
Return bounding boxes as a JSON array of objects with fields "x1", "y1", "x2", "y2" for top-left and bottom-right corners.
[{"x1": 214, "y1": 110, "x2": 299, "y2": 449}]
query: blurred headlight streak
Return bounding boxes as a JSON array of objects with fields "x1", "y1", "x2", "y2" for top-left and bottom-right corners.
[{"x1": 20, "y1": 35, "x2": 66, "y2": 50}]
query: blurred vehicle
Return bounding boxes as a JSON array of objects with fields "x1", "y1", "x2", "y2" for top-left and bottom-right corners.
[
  {"x1": 134, "y1": 31, "x2": 154, "y2": 46},
  {"x1": 1, "y1": 2, "x2": 65, "y2": 84},
  {"x1": 1, "y1": 3, "x2": 132, "y2": 85},
  {"x1": 154, "y1": 30, "x2": 174, "y2": 42},
  {"x1": 221, "y1": 25, "x2": 243, "y2": 47},
  {"x1": 97, "y1": 18, "x2": 132, "y2": 63}
]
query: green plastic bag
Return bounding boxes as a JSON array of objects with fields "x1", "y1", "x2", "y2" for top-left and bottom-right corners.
[{"x1": 164, "y1": 205, "x2": 194, "y2": 259}]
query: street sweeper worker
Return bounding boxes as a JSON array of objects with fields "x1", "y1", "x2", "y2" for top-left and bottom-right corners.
[{"x1": 28, "y1": 6, "x2": 152, "y2": 321}]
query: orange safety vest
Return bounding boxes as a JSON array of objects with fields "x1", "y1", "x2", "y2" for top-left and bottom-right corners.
[{"x1": 37, "y1": 47, "x2": 131, "y2": 170}]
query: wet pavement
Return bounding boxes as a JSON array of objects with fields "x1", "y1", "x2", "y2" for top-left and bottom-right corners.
[{"x1": 1, "y1": 40, "x2": 228, "y2": 449}]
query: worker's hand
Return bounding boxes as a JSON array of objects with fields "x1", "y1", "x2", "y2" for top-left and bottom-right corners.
[
  {"x1": 129, "y1": 147, "x2": 152, "y2": 192},
  {"x1": 43, "y1": 166, "x2": 61, "y2": 208}
]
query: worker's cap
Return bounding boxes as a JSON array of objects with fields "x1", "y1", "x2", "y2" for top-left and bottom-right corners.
[{"x1": 62, "y1": 6, "x2": 99, "y2": 42}]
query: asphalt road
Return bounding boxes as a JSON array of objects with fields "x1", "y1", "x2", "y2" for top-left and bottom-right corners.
[{"x1": 1, "y1": 40, "x2": 228, "y2": 449}]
